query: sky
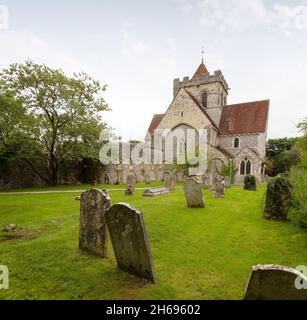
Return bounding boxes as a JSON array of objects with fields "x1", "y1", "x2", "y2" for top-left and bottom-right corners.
[{"x1": 0, "y1": 0, "x2": 306, "y2": 141}]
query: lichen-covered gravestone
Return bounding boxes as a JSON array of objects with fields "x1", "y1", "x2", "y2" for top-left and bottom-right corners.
[
  {"x1": 263, "y1": 176, "x2": 292, "y2": 221},
  {"x1": 243, "y1": 265, "x2": 307, "y2": 300},
  {"x1": 213, "y1": 176, "x2": 225, "y2": 198},
  {"x1": 145, "y1": 172, "x2": 151, "y2": 185},
  {"x1": 224, "y1": 176, "x2": 231, "y2": 189},
  {"x1": 79, "y1": 189, "x2": 111, "y2": 258},
  {"x1": 184, "y1": 176, "x2": 205, "y2": 208},
  {"x1": 165, "y1": 171, "x2": 176, "y2": 191},
  {"x1": 125, "y1": 170, "x2": 136, "y2": 195},
  {"x1": 105, "y1": 203, "x2": 156, "y2": 283}
]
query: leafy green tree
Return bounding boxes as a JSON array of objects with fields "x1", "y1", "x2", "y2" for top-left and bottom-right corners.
[
  {"x1": 266, "y1": 137, "x2": 298, "y2": 159},
  {"x1": 0, "y1": 61, "x2": 111, "y2": 186}
]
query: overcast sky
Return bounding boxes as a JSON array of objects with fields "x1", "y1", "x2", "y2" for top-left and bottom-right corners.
[{"x1": 0, "y1": 0, "x2": 306, "y2": 141}]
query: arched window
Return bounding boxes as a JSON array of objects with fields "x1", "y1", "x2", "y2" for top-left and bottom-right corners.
[
  {"x1": 240, "y1": 159, "x2": 252, "y2": 175},
  {"x1": 202, "y1": 92, "x2": 208, "y2": 108},
  {"x1": 246, "y1": 161, "x2": 251, "y2": 175},
  {"x1": 234, "y1": 137, "x2": 240, "y2": 148},
  {"x1": 240, "y1": 161, "x2": 246, "y2": 175}
]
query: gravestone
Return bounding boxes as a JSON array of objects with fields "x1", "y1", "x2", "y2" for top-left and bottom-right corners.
[
  {"x1": 125, "y1": 170, "x2": 136, "y2": 195},
  {"x1": 224, "y1": 176, "x2": 231, "y2": 188},
  {"x1": 145, "y1": 172, "x2": 151, "y2": 185},
  {"x1": 105, "y1": 203, "x2": 156, "y2": 282},
  {"x1": 213, "y1": 176, "x2": 225, "y2": 198},
  {"x1": 243, "y1": 265, "x2": 307, "y2": 300},
  {"x1": 79, "y1": 189, "x2": 111, "y2": 258},
  {"x1": 184, "y1": 176, "x2": 205, "y2": 208},
  {"x1": 165, "y1": 171, "x2": 176, "y2": 191},
  {"x1": 143, "y1": 187, "x2": 170, "y2": 198}
]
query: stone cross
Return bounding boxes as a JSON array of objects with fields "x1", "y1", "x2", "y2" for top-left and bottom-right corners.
[
  {"x1": 184, "y1": 176, "x2": 205, "y2": 208},
  {"x1": 79, "y1": 189, "x2": 111, "y2": 258},
  {"x1": 244, "y1": 265, "x2": 307, "y2": 300},
  {"x1": 105, "y1": 203, "x2": 156, "y2": 283}
]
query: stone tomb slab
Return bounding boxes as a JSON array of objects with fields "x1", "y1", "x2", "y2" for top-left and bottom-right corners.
[
  {"x1": 79, "y1": 189, "x2": 111, "y2": 258},
  {"x1": 142, "y1": 187, "x2": 170, "y2": 198},
  {"x1": 243, "y1": 264, "x2": 307, "y2": 300},
  {"x1": 105, "y1": 203, "x2": 156, "y2": 283}
]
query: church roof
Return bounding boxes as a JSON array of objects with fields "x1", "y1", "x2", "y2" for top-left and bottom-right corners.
[
  {"x1": 147, "y1": 114, "x2": 164, "y2": 136},
  {"x1": 192, "y1": 60, "x2": 209, "y2": 79},
  {"x1": 219, "y1": 100, "x2": 270, "y2": 135}
]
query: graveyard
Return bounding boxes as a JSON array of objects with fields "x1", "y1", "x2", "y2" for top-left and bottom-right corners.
[{"x1": 1, "y1": 183, "x2": 307, "y2": 300}]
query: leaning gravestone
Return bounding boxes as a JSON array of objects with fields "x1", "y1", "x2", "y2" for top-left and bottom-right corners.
[
  {"x1": 105, "y1": 203, "x2": 156, "y2": 283},
  {"x1": 243, "y1": 265, "x2": 307, "y2": 300},
  {"x1": 165, "y1": 171, "x2": 176, "y2": 191},
  {"x1": 125, "y1": 170, "x2": 136, "y2": 195},
  {"x1": 213, "y1": 176, "x2": 225, "y2": 198},
  {"x1": 143, "y1": 187, "x2": 170, "y2": 198},
  {"x1": 79, "y1": 189, "x2": 111, "y2": 258},
  {"x1": 184, "y1": 176, "x2": 204, "y2": 208}
]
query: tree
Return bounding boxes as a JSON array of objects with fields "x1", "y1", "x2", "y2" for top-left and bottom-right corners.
[
  {"x1": 0, "y1": 61, "x2": 111, "y2": 186},
  {"x1": 220, "y1": 161, "x2": 238, "y2": 184},
  {"x1": 266, "y1": 137, "x2": 298, "y2": 159}
]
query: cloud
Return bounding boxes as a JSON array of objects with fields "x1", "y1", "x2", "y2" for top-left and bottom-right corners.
[
  {"x1": 199, "y1": 0, "x2": 271, "y2": 31},
  {"x1": 0, "y1": 30, "x2": 89, "y2": 74},
  {"x1": 179, "y1": 0, "x2": 307, "y2": 33}
]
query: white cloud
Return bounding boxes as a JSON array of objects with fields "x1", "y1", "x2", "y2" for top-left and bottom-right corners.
[
  {"x1": 0, "y1": 30, "x2": 89, "y2": 74},
  {"x1": 198, "y1": 0, "x2": 271, "y2": 31},
  {"x1": 180, "y1": 0, "x2": 307, "y2": 33}
]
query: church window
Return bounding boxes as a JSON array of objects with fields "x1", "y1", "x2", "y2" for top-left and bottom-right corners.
[
  {"x1": 240, "y1": 159, "x2": 252, "y2": 175},
  {"x1": 234, "y1": 137, "x2": 240, "y2": 148},
  {"x1": 246, "y1": 160, "x2": 251, "y2": 175},
  {"x1": 181, "y1": 112, "x2": 184, "y2": 117},
  {"x1": 202, "y1": 92, "x2": 208, "y2": 108},
  {"x1": 240, "y1": 161, "x2": 245, "y2": 175}
]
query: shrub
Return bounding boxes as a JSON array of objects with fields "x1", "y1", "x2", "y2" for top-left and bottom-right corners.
[
  {"x1": 288, "y1": 166, "x2": 307, "y2": 228},
  {"x1": 243, "y1": 175, "x2": 257, "y2": 191},
  {"x1": 263, "y1": 176, "x2": 292, "y2": 221},
  {"x1": 220, "y1": 161, "x2": 238, "y2": 184}
]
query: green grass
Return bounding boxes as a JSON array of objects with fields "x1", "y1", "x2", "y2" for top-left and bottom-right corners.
[
  {"x1": 0, "y1": 181, "x2": 164, "y2": 193},
  {"x1": 0, "y1": 184, "x2": 306, "y2": 300}
]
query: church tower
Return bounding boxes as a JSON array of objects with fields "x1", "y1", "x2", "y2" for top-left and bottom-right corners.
[{"x1": 173, "y1": 58, "x2": 230, "y2": 127}]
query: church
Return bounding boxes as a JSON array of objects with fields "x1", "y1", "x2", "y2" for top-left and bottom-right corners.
[{"x1": 145, "y1": 58, "x2": 270, "y2": 184}]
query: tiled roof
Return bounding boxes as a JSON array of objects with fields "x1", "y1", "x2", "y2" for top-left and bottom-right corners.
[
  {"x1": 219, "y1": 100, "x2": 270, "y2": 135},
  {"x1": 147, "y1": 114, "x2": 164, "y2": 136},
  {"x1": 192, "y1": 62, "x2": 208, "y2": 79}
]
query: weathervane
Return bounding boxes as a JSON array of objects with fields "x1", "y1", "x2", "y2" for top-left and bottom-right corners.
[{"x1": 201, "y1": 46, "x2": 205, "y2": 63}]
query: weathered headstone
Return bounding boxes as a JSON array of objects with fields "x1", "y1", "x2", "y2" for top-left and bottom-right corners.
[
  {"x1": 213, "y1": 176, "x2": 225, "y2": 198},
  {"x1": 125, "y1": 170, "x2": 136, "y2": 195},
  {"x1": 165, "y1": 171, "x2": 176, "y2": 191},
  {"x1": 143, "y1": 187, "x2": 170, "y2": 198},
  {"x1": 79, "y1": 189, "x2": 111, "y2": 258},
  {"x1": 224, "y1": 176, "x2": 231, "y2": 188},
  {"x1": 145, "y1": 172, "x2": 151, "y2": 185},
  {"x1": 105, "y1": 203, "x2": 156, "y2": 282},
  {"x1": 184, "y1": 176, "x2": 205, "y2": 208},
  {"x1": 243, "y1": 265, "x2": 307, "y2": 300}
]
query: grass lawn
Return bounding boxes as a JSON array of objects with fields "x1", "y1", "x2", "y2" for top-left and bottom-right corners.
[
  {"x1": 0, "y1": 181, "x2": 164, "y2": 193},
  {"x1": 0, "y1": 184, "x2": 306, "y2": 300}
]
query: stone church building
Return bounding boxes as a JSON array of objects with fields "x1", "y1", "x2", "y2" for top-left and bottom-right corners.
[{"x1": 145, "y1": 59, "x2": 270, "y2": 184}]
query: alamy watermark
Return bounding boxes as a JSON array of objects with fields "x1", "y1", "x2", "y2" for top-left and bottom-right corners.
[
  {"x1": 0, "y1": 265, "x2": 9, "y2": 290},
  {"x1": 0, "y1": 5, "x2": 9, "y2": 30},
  {"x1": 295, "y1": 265, "x2": 307, "y2": 290},
  {"x1": 99, "y1": 128, "x2": 208, "y2": 176}
]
